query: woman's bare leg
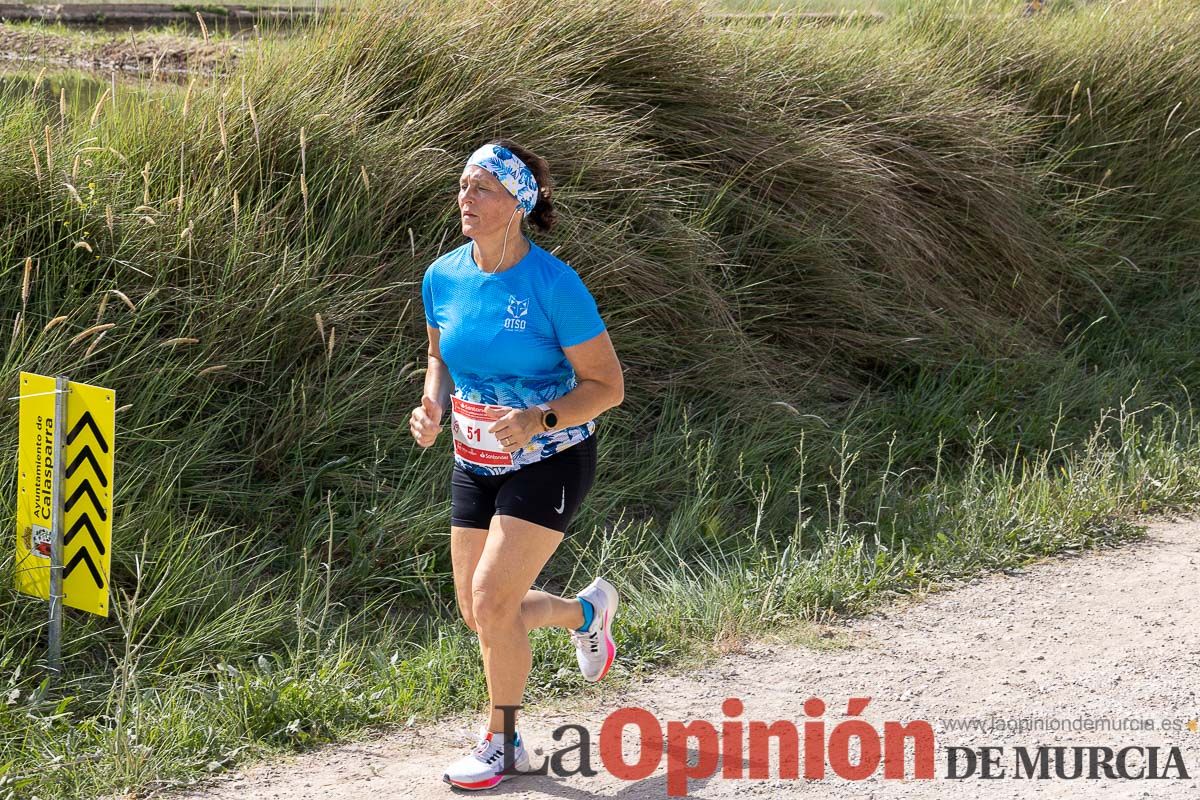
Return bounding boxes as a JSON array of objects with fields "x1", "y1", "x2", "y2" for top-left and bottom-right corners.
[
  {"x1": 451, "y1": 527, "x2": 584, "y2": 635},
  {"x1": 471, "y1": 514, "x2": 571, "y2": 734}
]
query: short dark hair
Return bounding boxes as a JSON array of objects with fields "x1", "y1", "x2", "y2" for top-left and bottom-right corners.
[{"x1": 487, "y1": 139, "x2": 557, "y2": 234}]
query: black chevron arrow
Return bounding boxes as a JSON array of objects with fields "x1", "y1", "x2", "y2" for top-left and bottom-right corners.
[
  {"x1": 65, "y1": 445, "x2": 108, "y2": 487},
  {"x1": 65, "y1": 480, "x2": 107, "y2": 522},
  {"x1": 65, "y1": 514, "x2": 106, "y2": 556},
  {"x1": 64, "y1": 547, "x2": 104, "y2": 589},
  {"x1": 66, "y1": 411, "x2": 109, "y2": 453}
]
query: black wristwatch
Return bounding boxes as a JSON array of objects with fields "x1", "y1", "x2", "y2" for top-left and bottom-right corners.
[{"x1": 536, "y1": 402, "x2": 558, "y2": 431}]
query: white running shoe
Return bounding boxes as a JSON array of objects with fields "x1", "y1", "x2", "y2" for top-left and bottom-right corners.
[
  {"x1": 442, "y1": 730, "x2": 530, "y2": 791},
  {"x1": 570, "y1": 576, "x2": 618, "y2": 682}
]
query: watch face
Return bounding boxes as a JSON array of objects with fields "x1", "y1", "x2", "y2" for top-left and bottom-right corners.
[{"x1": 545, "y1": 413, "x2": 558, "y2": 428}]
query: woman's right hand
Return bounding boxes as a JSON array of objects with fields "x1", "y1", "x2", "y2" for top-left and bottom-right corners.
[{"x1": 410, "y1": 395, "x2": 444, "y2": 447}]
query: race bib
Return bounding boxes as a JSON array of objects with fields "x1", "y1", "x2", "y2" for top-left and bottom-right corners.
[{"x1": 450, "y1": 396, "x2": 514, "y2": 467}]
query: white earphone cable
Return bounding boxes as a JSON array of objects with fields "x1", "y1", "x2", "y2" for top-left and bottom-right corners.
[{"x1": 485, "y1": 206, "x2": 522, "y2": 274}]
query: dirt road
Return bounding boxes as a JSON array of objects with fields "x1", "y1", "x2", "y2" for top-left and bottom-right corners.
[{"x1": 163, "y1": 511, "x2": 1200, "y2": 799}]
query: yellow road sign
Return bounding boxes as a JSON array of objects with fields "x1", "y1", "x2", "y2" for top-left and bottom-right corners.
[{"x1": 16, "y1": 372, "x2": 115, "y2": 617}]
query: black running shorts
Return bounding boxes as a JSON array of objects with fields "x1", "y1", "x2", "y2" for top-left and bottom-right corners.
[{"x1": 450, "y1": 433, "x2": 598, "y2": 535}]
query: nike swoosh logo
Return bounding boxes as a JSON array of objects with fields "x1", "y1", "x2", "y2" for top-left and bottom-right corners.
[{"x1": 554, "y1": 486, "x2": 565, "y2": 514}]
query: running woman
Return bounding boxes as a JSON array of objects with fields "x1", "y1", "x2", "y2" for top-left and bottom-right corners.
[{"x1": 410, "y1": 140, "x2": 625, "y2": 791}]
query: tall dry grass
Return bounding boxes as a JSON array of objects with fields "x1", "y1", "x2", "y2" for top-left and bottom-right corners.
[{"x1": 0, "y1": 0, "x2": 1198, "y2": 795}]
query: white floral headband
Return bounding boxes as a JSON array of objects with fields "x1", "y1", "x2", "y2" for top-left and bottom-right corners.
[{"x1": 464, "y1": 143, "x2": 540, "y2": 216}]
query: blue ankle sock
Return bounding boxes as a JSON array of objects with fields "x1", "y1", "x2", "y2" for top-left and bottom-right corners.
[
  {"x1": 575, "y1": 597, "x2": 594, "y2": 633},
  {"x1": 491, "y1": 730, "x2": 520, "y2": 747}
]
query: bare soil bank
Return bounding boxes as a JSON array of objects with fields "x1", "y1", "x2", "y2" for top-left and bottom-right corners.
[{"x1": 0, "y1": 24, "x2": 236, "y2": 75}]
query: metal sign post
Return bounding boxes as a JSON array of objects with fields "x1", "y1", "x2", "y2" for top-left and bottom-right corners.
[{"x1": 47, "y1": 375, "x2": 67, "y2": 677}]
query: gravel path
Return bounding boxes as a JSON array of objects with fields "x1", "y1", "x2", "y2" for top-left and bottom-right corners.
[{"x1": 161, "y1": 511, "x2": 1200, "y2": 799}]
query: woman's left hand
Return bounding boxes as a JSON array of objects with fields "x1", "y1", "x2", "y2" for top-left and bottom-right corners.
[{"x1": 485, "y1": 406, "x2": 543, "y2": 453}]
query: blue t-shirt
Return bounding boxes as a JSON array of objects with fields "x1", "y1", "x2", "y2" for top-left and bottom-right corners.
[{"x1": 421, "y1": 236, "x2": 607, "y2": 475}]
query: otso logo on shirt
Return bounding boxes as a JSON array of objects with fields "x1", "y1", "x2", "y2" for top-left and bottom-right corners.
[{"x1": 505, "y1": 295, "x2": 529, "y2": 331}]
